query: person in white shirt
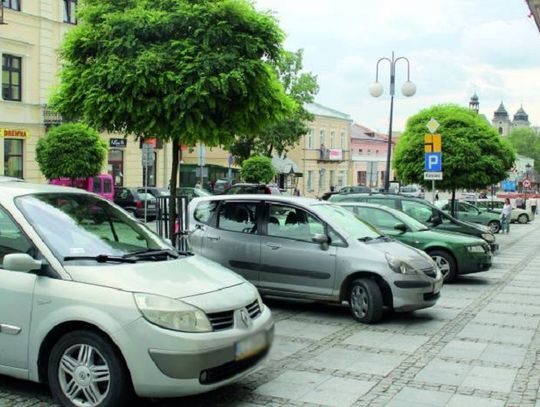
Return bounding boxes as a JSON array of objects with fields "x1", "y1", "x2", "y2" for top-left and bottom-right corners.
[{"x1": 501, "y1": 198, "x2": 512, "y2": 234}]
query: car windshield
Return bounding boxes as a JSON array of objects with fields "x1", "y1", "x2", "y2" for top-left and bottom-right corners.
[
  {"x1": 16, "y1": 193, "x2": 172, "y2": 265},
  {"x1": 313, "y1": 204, "x2": 381, "y2": 239}
]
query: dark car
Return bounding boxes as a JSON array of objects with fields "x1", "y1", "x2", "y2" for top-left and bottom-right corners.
[
  {"x1": 328, "y1": 193, "x2": 498, "y2": 252},
  {"x1": 113, "y1": 187, "x2": 157, "y2": 219},
  {"x1": 339, "y1": 185, "x2": 372, "y2": 194},
  {"x1": 222, "y1": 183, "x2": 281, "y2": 195},
  {"x1": 213, "y1": 178, "x2": 232, "y2": 194}
]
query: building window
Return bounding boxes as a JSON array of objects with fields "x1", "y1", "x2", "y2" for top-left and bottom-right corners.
[
  {"x1": 338, "y1": 170, "x2": 346, "y2": 187},
  {"x1": 340, "y1": 132, "x2": 345, "y2": 149},
  {"x1": 320, "y1": 130, "x2": 326, "y2": 147},
  {"x1": 63, "y1": 0, "x2": 77, "y2": 24},
  {"x1": 319, "y1": 169, "x2": 325, "y2": 190},
  {"x1": 498, "y1": 127, "x2": 503, "y2": 135},
  {"x1": 143, "y1": 152, "x2": 157, "y2": 187},
  {"x1": 329, "y1": 170, "x2": 335, "y2": 189},
  {"x1": 108, "y1": 149, "x2": 124, "y2": 186},
  {"x1": 2, "y1": 0, "x2": 20, "y2": 11},
  {"x1": 330, "y1": 131, "x2": 336, "y2": 148},
  {"x1": 4, "y1": 138, "x2": 23, "y2": 179},
  {"x1": 307, "y1": 170, "x2": 313, "y2": 191},
  {"x1": 306, "y1": 128, "x2": 314, "y2": 149},
  {"x1": 2, "y1": 54, "x2": 22, "y2": 101},
  {"x1": 359, "y1": 149, "x2": 363, "y2": 153}
]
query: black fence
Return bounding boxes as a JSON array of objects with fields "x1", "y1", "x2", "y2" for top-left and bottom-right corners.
[{"x1": 155, "y1": 196, "x2": 190, "y2": 252}]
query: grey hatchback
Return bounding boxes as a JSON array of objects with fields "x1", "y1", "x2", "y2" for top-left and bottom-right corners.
[{"x1": 188, "y1": 196, "x2": 443, "y2": 323}]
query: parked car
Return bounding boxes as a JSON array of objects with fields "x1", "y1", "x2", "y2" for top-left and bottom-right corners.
[
  {"x1": 143, "y1": 187, "x2": 171, "y2": 198},
  {"x1": 0, "y1": 182, "x2": 273, "y2": 406},
  {"x1": 113, "y1": 186, "x2": 157, "y2": 219},
  {"x1": 434, "y1": 200, "x2": 502, "y2": 233},
  {"x1": 339, "y1": 185, "x2": 372, "y2": 194},
  {"x1": 189, "y1": 195, "x2": 443, "y2": 324},
  {"x1": 50, "y1": 174, "x2": 114, "y2": 201},
  {"x1": 399, "y1": 184, "x2": 425, "y2": 199},
  {"x1": 177, "y1": 187, "x2": 212, "y2": 202},
  {"x1": 222, "y1": 183, "x2": 281, "y2": 195},
  {"x1": 339, "y1": 202, "x2": 492, "y2": 282},
  {"x1": 328, "y1": 193, "x2": 498, "y2": 252},
  {"x1": 464, "y1": 198, "x2": 531, "y2": 224},
  {"x1": 213, "y1": 178, "x2": 231, "y2": 194}
]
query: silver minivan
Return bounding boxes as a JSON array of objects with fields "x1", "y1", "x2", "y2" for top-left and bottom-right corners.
[
  {"x1": 0, "y1": 183, "x2": 273, "y2": 406},
  {"x1": 189, "y1": 195, "x2": 443, "y2": 323}
]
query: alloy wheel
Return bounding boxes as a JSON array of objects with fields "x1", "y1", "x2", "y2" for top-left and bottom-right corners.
[
  {"x1": 432, "y1": 255, "x2": 450, "y2": 279},
  {"x1": 58, "y1": 344, "x2": 110, "y2": 407},
  {"x1": 350, "y1": 285, "x2": 369, "y2": 319}
]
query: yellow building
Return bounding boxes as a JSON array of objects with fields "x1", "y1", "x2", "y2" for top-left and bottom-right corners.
[
  {"x1": 0, "y1": 2, "x2": 172, "y2": 188},
  {"x1": 287, "y1": 103, "x2": 353, "y2": 197}
]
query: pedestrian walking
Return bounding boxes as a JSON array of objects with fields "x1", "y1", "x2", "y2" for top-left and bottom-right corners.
[
  {"x1": 195, "y1": 181, "x2": 202, "y2": 189},
  {"x1": 435, "y1": 190, "x2": 439, "y2": 201},
  {"x1": 500, "y1": 198, "x2": 512, "y2": 234},
  {"x1": 532, "y1": 196, "x2": 537, "y2": 215}
]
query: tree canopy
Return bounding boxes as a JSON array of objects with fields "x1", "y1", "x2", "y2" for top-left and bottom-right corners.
[
  {"x1": 506, "y1": 127, "x2": 540, "y2": 171},
  {"x1": 240, "y1": 155, "x2": 276, "y2": 183},
  {"x1": 36, "y1": 123, "x2": 107, "y2": 181},
  {"x1": 228, "y1": 49, "x2": 319, "y2": 165},
  {"x1": 394, "y1": 104, "x2": 515, "y2": 192},
  {"x1": 51, "y1": 0, "x2": 294, "y2": 237}
]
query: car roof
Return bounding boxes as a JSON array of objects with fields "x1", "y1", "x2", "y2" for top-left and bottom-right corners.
[
  {"x1": 191, "y1": 194, "x2": 321, "y2": 206},
  {"x1": 0, "y1": 175, "x2": 25, "y2": 183},
  {"x1": 0, "y1": 181, "x2": 93, "y2": 201}
]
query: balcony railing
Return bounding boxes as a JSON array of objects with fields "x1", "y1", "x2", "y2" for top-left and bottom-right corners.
[
  {"x1": 42, "y1": 105, "x2": 63, "y2": 128},
  {"x1": 317, "y1": 147, "x2": 344, "y2": 162}
]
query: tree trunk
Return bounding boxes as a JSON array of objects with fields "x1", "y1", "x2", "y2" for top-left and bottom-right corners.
[
  {"x1": 267, "y1": 144, "x2": 274, "y2": 157},
  {"x1": 451, "y1": 188, "x2": 456, "y2": 218},
  {"x1": 169, "y1": 142, "x2": 179, "y2": 241}
]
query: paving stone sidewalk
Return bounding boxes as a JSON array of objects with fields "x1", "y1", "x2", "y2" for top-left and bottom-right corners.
[{"x1": 1, "y1": 220, "x2": 539, "y2": 407}]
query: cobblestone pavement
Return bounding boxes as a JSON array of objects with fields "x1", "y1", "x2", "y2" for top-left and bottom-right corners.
[{"x1": 2, "y1": 220, "x2": 540, "y2": 407}]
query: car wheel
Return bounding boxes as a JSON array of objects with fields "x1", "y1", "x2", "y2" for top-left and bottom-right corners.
[
  {"x1": 48, "y1": 330, "x2": 132, "y2": 407},
  {"x1": 518, "y1": 214, "x2": 529, "y2": 224},
  {"x1": 429, "y1": 249, "x2": 457, "y2": 283},
  {"x1": 349, "y1": 278, "x2": 383, "y2": 323},
  {"x1": 488, "y1": 220, "x2": 501, "y2": 234}
]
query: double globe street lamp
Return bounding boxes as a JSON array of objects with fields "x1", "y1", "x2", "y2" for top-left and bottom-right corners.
[{"x1": 369, "y1": 51, "x2": 416, "y2": 192}]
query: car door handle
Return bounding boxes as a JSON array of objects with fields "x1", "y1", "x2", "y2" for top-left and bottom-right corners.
[
  {"x1": 265, "y1": 243, "x2": 282, "y2": 250},
  {"x1": 207, "y1": 235, "x2": 221, "y2": 241}
]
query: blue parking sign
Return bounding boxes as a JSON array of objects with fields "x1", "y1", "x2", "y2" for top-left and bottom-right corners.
[{"x1": 425, "y1": 153, "x2": 442, "y2": 171}]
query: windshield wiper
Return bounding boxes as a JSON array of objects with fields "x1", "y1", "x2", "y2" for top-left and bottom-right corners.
[
  {"x1": 122, "y1": 249, "x2": 180, "y2": 260},
  {"x1": 64, "y1": 255, "x2": 137, "y2": 263}
]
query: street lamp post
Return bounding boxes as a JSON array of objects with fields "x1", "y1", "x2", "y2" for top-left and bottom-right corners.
[{"x1": 369, "y1": 51, "x2": 416, "y2": 192}]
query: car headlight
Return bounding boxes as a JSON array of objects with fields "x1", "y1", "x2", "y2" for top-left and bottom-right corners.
[
  {"x1": 385, "y1": 253, "x2": 419, "y2": 275},
  {"x1": 134, "y1": 293, "x2": 212, "y2": 333},
  {"x1": 256, "y1": 290, "x2": 265, "y2": 313},
  {"x1": 467, "y1": 245, "x2": 485, "y2": 253},
  {"x1": 481, "y1": 233, "x2": 495, "y2": 242}
]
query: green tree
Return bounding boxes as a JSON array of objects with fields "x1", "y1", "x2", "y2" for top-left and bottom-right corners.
[
  {"x1": 228, "y1": 49, "x2": 319, "y2": 165},
  {"x1": 240, "y1": 155, "x2": 276, "y2": 183},
  {"x1": 506, "y1": 128, "x2": 540, "y2": 171},
  {"x1": 51, "y1": 0, "x2": 293, "y2": 238},
  {"x1": 394, "y1": 104, "x2": 515, "y2": 213},
  {"x1": 36, "y1": 123, "x2": 107, "y2": 183}
]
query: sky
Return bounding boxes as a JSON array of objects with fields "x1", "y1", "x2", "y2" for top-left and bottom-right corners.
[{"x1": 253, "y1": 0, "x2": 540, "y2": 133}]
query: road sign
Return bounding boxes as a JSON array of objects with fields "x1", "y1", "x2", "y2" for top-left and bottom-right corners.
[
  {"x1": 523, "y1": 179, "x2": 531, "y2": 188},
  {"x1": 426, "y1": 118, "x2": 440, "y2": 134},
  {"x1": 424, "y1": 172, "x2": 443, "y2": 180},
  {"x1": 425, "y1": 153, "x2": 442, "y2": 171},
  {"x1": 141, "y1": 143, "x2": 155, "y2": 166}
]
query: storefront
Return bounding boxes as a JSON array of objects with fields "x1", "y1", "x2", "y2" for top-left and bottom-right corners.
[{"x1": 2, "y1": 128, "x2": 27, "y2": 179}]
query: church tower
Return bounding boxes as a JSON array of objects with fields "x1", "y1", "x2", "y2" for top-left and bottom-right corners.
[
  {"x1": 492, "y1": 102, "x2": 512, "y2": 136},
  {"x1": 512, "y1": 105, "x2": 531, "y2": 128},
  {"x1": 469, "y1": 93, "x2": 479, "y2": 113}
]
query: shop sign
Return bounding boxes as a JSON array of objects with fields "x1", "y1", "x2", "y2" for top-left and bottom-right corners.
[
  {"x1": 328, "y1": 149, "x2": 343, "y2": 161},
  {"x1": 109, "y1": 138, "x2": 127, "y2": 148},
  {"x1": 1, "y1": 129, "x2": 29, "y2": 138}
]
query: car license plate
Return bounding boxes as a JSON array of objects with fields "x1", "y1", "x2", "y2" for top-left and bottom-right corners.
[{"x1": 235, "y1": 332, "x2": 266, "y2": 361}]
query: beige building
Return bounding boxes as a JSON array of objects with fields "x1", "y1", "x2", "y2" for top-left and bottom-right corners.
[
  {"x1": 287, "y1": 103, "x2": 353, "y2": 197},
  {"x1": 0, "y1": 2, "x2": 172, "y2": 188}
]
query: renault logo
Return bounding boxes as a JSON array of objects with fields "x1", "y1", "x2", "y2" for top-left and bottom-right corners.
[{"x1": 239, "y1": 308, "x2": 252, "y2": 328}]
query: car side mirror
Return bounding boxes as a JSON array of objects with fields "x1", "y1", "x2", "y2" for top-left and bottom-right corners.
[
  {"x1": 429, "y1": 215, "x2": 442, "y2": 225},
  {"x1": 312, "y1": 233, "x2": 329, "y2": 250},
  {"x1": 394, "y1": 223, "x2": 407, "y2": 233},
  {"x1": 3, "y1": 253, "x2": 43, "y2": 273}
]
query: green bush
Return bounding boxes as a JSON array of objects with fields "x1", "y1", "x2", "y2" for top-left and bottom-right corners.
[{"x1": 241, "y1": 155, "x2": 276, "y2": 184}]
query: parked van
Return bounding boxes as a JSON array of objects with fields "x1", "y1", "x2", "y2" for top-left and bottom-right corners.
[{"x1": 50, "y1": 174, "x2": 114, "y2": 200}]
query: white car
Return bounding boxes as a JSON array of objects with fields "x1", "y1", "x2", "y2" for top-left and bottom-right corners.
[{"x1": 0, "y1": 182, "x2": 273, "y2": 406}]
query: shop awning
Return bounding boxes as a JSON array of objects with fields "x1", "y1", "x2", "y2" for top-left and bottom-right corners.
[{"x1": 272, "y1": 155, "x2": 303, "y2": 176}]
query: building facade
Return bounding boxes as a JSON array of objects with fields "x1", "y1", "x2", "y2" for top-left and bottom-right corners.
[
  {"x1": 286, "y1": 103, "x2": 352, "y2": 197},
  {"x1": 0, "y1": 2, "x2": 173, "y2": 188},
  {"x1": 349, "y1": 123, "x2": 394, "y2": 189}
]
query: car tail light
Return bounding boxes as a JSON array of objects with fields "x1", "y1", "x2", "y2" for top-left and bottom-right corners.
[
  {"x1": 264, "y1": 186, "x2": 272, "y2": 194},
  {"x1": 135, "y1": 200, "x2": 143, "y2": 208}
]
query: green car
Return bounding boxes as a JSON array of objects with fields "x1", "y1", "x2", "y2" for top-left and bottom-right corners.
[
  {"x1": 435, "y1": 200, "x2": 501, "y2": 233},
  {"x1": 339, "y1": 202, "x2": 492, "y2": 282}
]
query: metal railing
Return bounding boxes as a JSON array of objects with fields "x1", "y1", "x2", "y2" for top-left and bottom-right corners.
[{"x1": 155, "y1": 195, "x2": 190, "y2": 252}]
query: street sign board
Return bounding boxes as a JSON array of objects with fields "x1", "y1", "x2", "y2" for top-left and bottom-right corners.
[
  {"x1": 523, "y1": 179, "x2": 531, "y2": 188},
  {"x1": 425, "y1": 153, "x2": 442, "y2": 171},
  {"x1": 426, "y1": 118, "x2": 440, "y2": 134},
  {"x1": 142, "y1": 143, "x2": 155, "y2": 166},
  {"x1": 424, "y1": 172, "x2": 443, "y2": 180},
  {"x1": 424, "y1": 133, "x2": 442, "y2": 172}
]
